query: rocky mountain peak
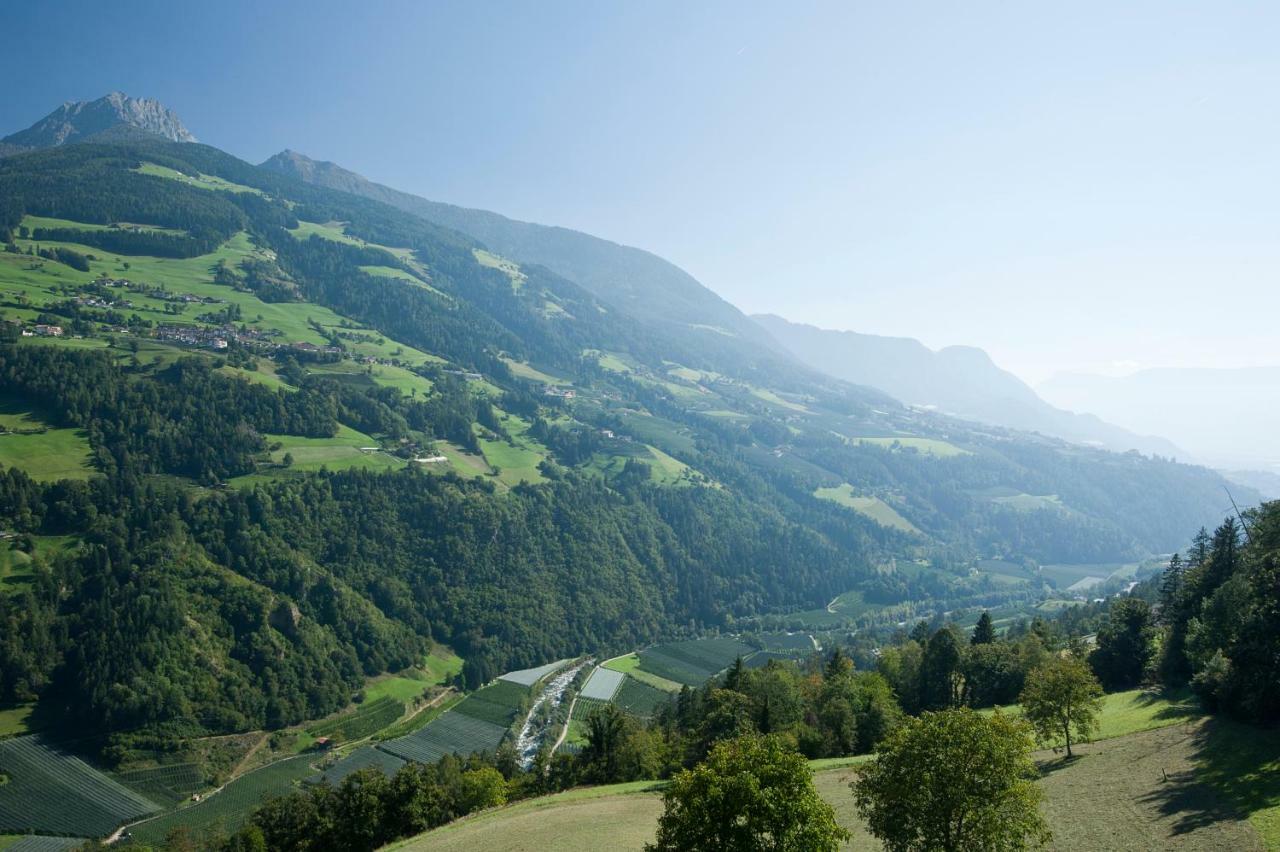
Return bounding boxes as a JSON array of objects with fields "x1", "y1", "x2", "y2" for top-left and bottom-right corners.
[{"x1": 2, "y1": 92, "x2": 196, "y2": 149}]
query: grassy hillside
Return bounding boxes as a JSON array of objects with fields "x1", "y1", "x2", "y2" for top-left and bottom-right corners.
[{"x1": 392, "y1": 704, "x2": 1277, "y2": 851}]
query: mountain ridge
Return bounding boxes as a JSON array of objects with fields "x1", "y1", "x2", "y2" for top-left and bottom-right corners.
[{"x1": 753, "y1": 313, "x2": 1183, "y2": 458}]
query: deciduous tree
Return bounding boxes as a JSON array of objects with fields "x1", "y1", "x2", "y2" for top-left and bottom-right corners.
[{"x1": 853, "y1": 708, "x2": 1049, "y2": 852}]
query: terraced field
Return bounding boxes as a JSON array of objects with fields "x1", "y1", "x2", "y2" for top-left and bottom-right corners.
[{"x1": 0, "y1": 735, "x2": 159, "y2": 837}]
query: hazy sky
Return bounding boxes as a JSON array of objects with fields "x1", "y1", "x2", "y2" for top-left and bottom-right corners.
[{"x1": 4, "y1": 1, "x2": 1277, "y2": 384}]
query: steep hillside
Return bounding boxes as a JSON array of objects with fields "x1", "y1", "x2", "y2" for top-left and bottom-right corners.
[
  {"x1": 755, "y1": 314, "x2": 1181, "y2": 457},
  {"x1": 260, "y1": 149, "x2": 779, "y2": 353}
]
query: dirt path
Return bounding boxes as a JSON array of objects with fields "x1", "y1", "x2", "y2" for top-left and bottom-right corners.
[
  {"x1": 549, "y1": 689, "x2": 582, "y2": 757},
  {"x1": 228, "y1": 730, "x2": 269, "y2": 780}
]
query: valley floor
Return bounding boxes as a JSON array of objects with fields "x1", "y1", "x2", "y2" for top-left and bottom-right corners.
[{"x1": 390, "y1": 719, "x2": 1272, "y2": 851}]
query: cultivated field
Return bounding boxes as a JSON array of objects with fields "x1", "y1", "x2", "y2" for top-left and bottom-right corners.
[
  {"x1": 579, "y1": 667, "x2": 625, "y2": 701},
  {"x1": 312, "y1": 746, "x2": 407, "y2": 786},
  {"x1": 127, "y1": 754, "x2": 316, "y2": 845},
  {"x1": 636, "y1": 637, "x2": 755, "y2": 686},
  {"x1": 0, "y1": 735, "x2": 159, "y2": 837},
  {"x1": 114, "y1": 762, "x2": 207, "y2": 807},
  {"x1": 498, "y1": 660, "x2": 571, "y2": 688},
  {"x1": 306, "y1": 696, "x2": 406, "y2": 744},
  {"x1": 379, "y1": 712, "x2": 508, "y2": 764}
]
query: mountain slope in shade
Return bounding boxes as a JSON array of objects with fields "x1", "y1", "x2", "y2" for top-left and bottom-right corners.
[
  {"x1": 1040, "y1": 367, "x2": 1280, "y2": 471},
  {"x1": 260, "y1": 149, "x2": 778, "y2": 350},
  {"x1": 2, "y1": 91, "x2": 196, "y2": 149},
  {"x1": 754, "y1": 314, "x2": 1182, "y2": 457}
]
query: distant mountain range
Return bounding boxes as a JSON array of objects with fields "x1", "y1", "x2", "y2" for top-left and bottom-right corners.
[
  {"x1": 1, "y1": 91, "x2": 196, "y2": 152},
  {"x1": 753, "y1": 314, "x2": 1183, "y2": 457},
  {"x1": 260, "y1": 149, "x2": 777, "y2": 352},
  {"x1": 1040, "y1": 367, "x2": 1280, "y2": 472}
]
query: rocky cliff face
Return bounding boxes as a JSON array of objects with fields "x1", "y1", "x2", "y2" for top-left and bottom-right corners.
[{"x1": 2, "y1": 92, "x2": 196, "y2": 148}]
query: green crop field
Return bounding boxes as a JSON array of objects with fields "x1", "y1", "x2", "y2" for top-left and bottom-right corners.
[
  {"x1": 452, "y1": 680, "x2": 528, "y2": 728},
  {"x1": 379, "y1": 711, "x2": 509, "y2": 765},
  {"x1": 603, "y1": 655, "x2": 683, "y2": 694},
  {"x1": 127, "y1": 755, "x2": 316, "y2": 845},
  {"x1": 612, "y1": 678, "x2": 673, "y2": 719},
  {"x1": 306, "y1": 696, "x2": 405, "y2": 744},
  {"x1": 0, "y1": 735, "x2": 159, "y2": 838},
  {"x1": 114, "y1": 763, "x2": 207, "y2": 807},
  {"x1": 375, "y1": 693, "x2": 465, "y2": 742},
  {"x1": 312, "y1": 746, "x2": 407, "y2": 786},
  {"x1": 636, "y1": 637, "x2": 755, "y2": 687},
  {"x1": 814, "y1": 484, "x2": 919, "y2": 534}
]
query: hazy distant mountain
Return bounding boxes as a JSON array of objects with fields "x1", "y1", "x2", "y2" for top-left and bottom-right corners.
[
  {"x1": 1040, "y1": 367, "x2": 1280, "y2": 471},
  {"x1": 754, "y1": 314, "x2": 1182, "y2": 457},
  {"x1": 260, "y1": 149, "x2": 778, "y2": 350},
  {"x1": 1, "y1": 92, "x2": 196, "y2": 150}
]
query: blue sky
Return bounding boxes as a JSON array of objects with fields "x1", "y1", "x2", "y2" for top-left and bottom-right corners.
[{"x1": 3, "y1": 1, "x2": 1277, "y2": 383}]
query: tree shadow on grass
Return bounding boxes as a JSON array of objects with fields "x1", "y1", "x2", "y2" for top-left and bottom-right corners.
[
  {"x1": 1131, "y1": 687, "x2": 1202, "y2": 724},
  {"x1": 1138, "y1": 716, "x2": 1280, "y2": 837}
]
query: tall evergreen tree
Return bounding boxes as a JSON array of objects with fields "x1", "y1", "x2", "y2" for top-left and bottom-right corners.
[{"x1": 971, "y1": 611, "x2": 996, "y2": 645}]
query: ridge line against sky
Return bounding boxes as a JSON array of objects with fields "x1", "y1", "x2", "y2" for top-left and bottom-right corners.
[{"x1": 3, "y1": 0, "x2": 1278, "y2": 386}]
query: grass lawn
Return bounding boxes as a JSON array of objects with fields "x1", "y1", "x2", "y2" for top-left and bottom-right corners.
[
  {"x1": 364, "y1": 674, "x2": 432, "y2": 705},
  {"x1": 227, "y1": 425, "x2": 404, "y2": 486},
  {"x1": 477, "y1": 412, "x2": 547, "y2": 486},
  {"x1": 982, "y1": 688, "x2": 1201, "y2": 744},
  {"x1": 424, "y1": 648, "x2": 464, "y2": 685},
  {"x1": 814, "y1": 484, "x2": 920, "y2": 534},
  {"x1": 0, "y1": 704, "x2": 35, "y2": 738},
  {"x1": 0, "y1": 398, "x2": 94, "y2": 482}
]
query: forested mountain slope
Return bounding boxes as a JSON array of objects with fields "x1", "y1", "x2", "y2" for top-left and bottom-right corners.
[{"x1": 0, "y1": 133, "x2": 1256, "y2": 749}]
